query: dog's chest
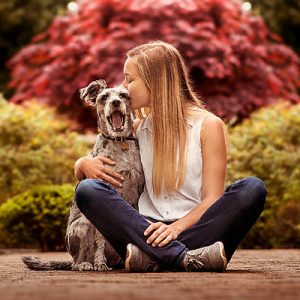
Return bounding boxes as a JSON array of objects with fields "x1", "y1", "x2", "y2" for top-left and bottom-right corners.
[{"x1": 91, "y1": 136, "x2": 144, "y2": 207}]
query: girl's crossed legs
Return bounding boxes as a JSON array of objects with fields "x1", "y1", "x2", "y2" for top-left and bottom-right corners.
[{"x1": 75, "y1": 177, "x2": 267, "y2": 270}]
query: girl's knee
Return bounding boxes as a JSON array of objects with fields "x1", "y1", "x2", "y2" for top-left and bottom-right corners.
[
  {"x1": 75, "y1": 179, "x2": 94, "y2": 210},
  {"x1": 75, "y1": 179, "x2": 96, "y2": 199},
  {"x1": 75, "y1": 179, "x2": 110, "y2": 208},
  {"x1": 245, "y1": 177, "x2": 267, "y2": 196},
  {"x1": 243, "y1": 176, "x2": 267, "y2": 208}
]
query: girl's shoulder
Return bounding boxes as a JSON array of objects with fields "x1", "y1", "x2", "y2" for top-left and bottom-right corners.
[
  {"x1": 185, "y1": 106, "x2": 225, "y2": 139},
  {"x1": 197, "y1": 112, "x2": 227, "y2": 148},
  {"x1": 186, "y1": 106, "x2": 220, "y2": 124}
]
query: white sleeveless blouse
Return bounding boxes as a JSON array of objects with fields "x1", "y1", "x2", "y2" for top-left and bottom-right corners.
[{"x1": 136, "y1": 112, "x2": 210, "y2": 222}]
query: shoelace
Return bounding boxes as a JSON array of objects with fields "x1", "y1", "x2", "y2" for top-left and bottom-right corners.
[
  {"x1": 186, "y1": 256, "x2": 205, "y2": 271},
  {"x1": 185, "y1": 248, "x2": 207, "y2": 271}
]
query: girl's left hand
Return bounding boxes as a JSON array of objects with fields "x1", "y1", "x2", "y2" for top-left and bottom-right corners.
[{"x1": 144, "y1": 222, "x2": 182, "y2": 247}]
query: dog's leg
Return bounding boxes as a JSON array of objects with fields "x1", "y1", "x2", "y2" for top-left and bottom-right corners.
[
  {"x1": 65, "y1": 196, "x2": 81, "y2": 258},
  {"x1": 68, "y1": 214, "x2": 95, "y2": 271},
  {"x1": 93, "y1": 230, "x2": 112, "y2": 271},
  {"x1": 65, "y1": 197, "x2": 95, "y2": 271}
]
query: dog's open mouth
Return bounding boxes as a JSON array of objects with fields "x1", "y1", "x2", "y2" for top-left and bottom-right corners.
[{"x1": 107, "y1": 110, "x2": 125, "y2": 131}]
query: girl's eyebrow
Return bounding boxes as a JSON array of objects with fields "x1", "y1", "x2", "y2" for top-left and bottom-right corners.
[{"x1": 124, "y1": 72, "x2": 133, "y2": 76}]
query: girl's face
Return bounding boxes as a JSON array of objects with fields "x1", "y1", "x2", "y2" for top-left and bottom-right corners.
[{"x1": 122, "y1": 58, "x2": 150, "y2": 110}]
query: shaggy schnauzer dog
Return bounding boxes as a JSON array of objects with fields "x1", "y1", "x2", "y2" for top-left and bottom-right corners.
[{"x1": 22, "y1": 79, "x2": 145, "y2": 271}]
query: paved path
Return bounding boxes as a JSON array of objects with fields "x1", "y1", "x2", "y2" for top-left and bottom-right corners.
[{"x1": 0, "y1": 249, "x2": 299, "y2": 300}]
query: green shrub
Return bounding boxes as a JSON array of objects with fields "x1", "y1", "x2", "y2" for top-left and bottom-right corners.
[
  {"x1": 227, "y1": 101, "x2": 300, "y2": 248},
  {"x1": 0, "y1": 184, "x2": 74, "y2": 251},
  {"x1": 0, "y1": 95, "x2": 90, "y2": 203}
]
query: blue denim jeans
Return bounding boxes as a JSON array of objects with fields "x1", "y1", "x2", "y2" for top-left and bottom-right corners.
[{"x1": 75, "y1": 176, "x2": 267, "y2": 270}]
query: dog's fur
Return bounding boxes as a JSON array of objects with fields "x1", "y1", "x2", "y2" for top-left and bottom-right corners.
[{"x1": 22, "y1": 80, "x2": 145, "y2": 271}]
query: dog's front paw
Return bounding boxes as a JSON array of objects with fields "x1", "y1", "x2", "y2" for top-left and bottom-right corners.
[
  {"x1": 72, "y1": 262, "x2": 94, "y2": 271},
  {"x1": 94, "y1": 262, "x2": 112, "y2": 271}
]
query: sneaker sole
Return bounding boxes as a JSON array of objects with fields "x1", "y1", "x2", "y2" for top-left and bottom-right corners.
[
  {"x1": 125, "y1": 243, "x2": 133, "y2": 272},
  {"x1": 216, "y1": 241, "x2": 228, "y2": 272}
]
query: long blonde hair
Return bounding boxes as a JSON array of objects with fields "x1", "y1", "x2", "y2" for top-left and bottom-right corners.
[{"x1": 127, "y1": 41, "x2": 205, "y2": 196}]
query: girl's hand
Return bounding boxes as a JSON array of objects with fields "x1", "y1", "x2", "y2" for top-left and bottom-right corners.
[
  {"x1": 75, "y1": 156, "x2": 124, "y2": 188},
  {"x1": 144, "y1": 222, "x2": 182, "y2": 248}
]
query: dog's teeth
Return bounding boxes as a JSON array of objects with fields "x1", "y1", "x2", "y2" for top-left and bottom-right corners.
[{"x1": 107, "y1": 111, "x2": 126, "y2": 132}]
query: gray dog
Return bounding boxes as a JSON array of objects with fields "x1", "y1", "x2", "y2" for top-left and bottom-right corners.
[{"x1": 22, "y1": 79, "x2": 145, "y2": 271}]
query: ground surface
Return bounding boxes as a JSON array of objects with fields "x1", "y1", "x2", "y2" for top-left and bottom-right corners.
[{"x1": 0, "y1": 249, "x2": 299, "y2": 300}]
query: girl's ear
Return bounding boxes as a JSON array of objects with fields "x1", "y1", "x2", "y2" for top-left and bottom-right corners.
[{"x1": 79, "y1": 79, "x2": 107, "y2": 106}]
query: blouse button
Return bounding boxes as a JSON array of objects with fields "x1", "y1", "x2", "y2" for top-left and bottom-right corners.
[{"x1": 166, "y1": 211, "x2": 169, "y2": 215}]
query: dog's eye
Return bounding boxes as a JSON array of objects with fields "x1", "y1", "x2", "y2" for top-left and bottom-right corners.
[
  {"x1": 99, "y1": 94, "x2": 108, "y2": 101},
  {"x1": 120, "y1": 93, "x2": 130, "y2": 99}
]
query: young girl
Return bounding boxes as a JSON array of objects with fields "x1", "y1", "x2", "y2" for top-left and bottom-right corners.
[{"x1": 74, "y1": 41, "x2": 267, "y2": 272}]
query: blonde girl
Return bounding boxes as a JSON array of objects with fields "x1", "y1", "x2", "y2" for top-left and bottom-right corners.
[{"x1": 74, "y1": 41, "x2": 267, "y2": 272}]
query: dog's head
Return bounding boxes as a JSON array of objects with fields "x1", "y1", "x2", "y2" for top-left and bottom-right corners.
[{"x1": 79, "y1": 79, "x2": 134, "y2": 138}]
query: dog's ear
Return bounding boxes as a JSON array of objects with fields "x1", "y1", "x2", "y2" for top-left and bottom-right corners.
[{"x1": 79, "y1": 79, "x2": 107, "y2": 106}]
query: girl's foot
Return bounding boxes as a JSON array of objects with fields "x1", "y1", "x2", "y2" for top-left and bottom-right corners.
[
  {"x1": 125, "y1": 243, "x2": 160, "y2": 272},
  {"x1": 179, "y1": 241, "x2": 227, "y2": 272}
]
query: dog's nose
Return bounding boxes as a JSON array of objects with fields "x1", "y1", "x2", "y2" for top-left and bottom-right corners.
[{"x1": 112, "y1": 100, "x2": 121, "y2": 107}]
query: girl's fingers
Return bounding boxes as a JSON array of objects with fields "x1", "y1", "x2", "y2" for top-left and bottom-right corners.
[
  {"x1": 94, "y1": 156, "x2": 124, "y2": 185},
  {"x1": 144, "y1": 222, "x2": 162, "y2": 236},
  {"x1": 101, "y1": 173, "x2": 123, "y2": 188},
  {"x1": 146, "y1": 226, "x2": 168, "y2": 244},
  {"x1": 158, "y1": 235, "x2": 173, "y2": 247},
  {"x1": 99, "y1": 156, "x2": 116, "y2": 165},
  {"x1": 151, "y1": 231, "x2": 170, "y2": 247},
  {"x1": 103, "y1": 167, "x2": 124, "y2": 181}
]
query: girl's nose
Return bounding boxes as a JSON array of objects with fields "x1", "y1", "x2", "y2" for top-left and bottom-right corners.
[{"x1": 121, "y1": 79, "x2": 128, "y2": 88}]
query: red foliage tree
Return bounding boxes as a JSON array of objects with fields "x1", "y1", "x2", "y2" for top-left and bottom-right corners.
[{"x1": 7, "y1": 0, "x2": 300, "y2": 130}]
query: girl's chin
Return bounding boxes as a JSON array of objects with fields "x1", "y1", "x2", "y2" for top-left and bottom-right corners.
[
  {"x1": 131, "y1": 99, "x2": 151, "y2": 110},
  {"x1": 132, "y1": 106, "x2": 149, "y2": 111},
  {"x1": 132, "y1": 104, "x2": 143, "y2": 110}
]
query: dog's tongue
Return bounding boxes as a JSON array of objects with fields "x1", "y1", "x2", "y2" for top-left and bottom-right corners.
[{"x1": 111, "y1": 111, "x2": 123, "y2": 129}]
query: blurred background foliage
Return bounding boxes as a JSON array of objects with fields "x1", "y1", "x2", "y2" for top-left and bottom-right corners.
[
  {"x1": 0, "y1": 0, "x2": 299, "y2": 250},
  {"x1": 249, "y1": 0, "x2": 300, "y2": 55},
  {"x1": 0, "y1": 0, "x2": 70, "y2": 98},
  {"x1": 227, "y1": 102, "x2": 300, "y2": 248},
  {"x1": 0, "y1": 184, "x2": 74, "y2": 251},
  {"x1": 4, "y1": 0, "x2": 300, "y2": 130},
  {"x1": 0, "y1": 94, "x2": 90, "y2": 203}
]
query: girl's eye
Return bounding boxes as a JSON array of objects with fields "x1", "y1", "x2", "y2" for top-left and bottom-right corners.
[{"x1": 127, "y1": 79, "x2": 133, "y2": 83}]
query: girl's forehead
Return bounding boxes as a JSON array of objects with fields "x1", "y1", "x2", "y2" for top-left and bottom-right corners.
[{"x1": 123, "y1": 58, "x2": 139, "y2": 76}]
